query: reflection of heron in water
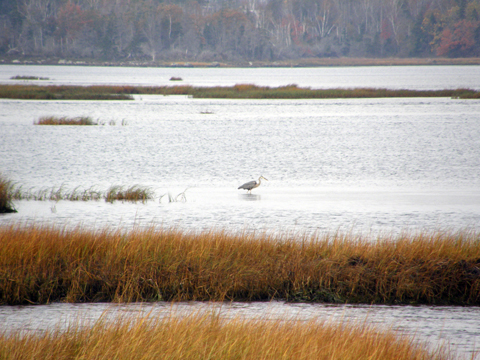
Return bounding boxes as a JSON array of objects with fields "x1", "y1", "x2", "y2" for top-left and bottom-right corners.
[{"x1": 238, "y1": 176, "x2": 268, "y2": 193}]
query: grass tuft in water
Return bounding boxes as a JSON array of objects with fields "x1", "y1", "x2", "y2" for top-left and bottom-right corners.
[
  {"x1": 0, "y1": 311, "x2": 454, "y2": 360},
  {"x1": 10, "y1": 75, "x2": 49, "y2": 80},
  {"x1": 105, "y1": 185, "x2": 155, "y2": 203},
  {"x1": 34, "y1": 116, "x2": 97, "y2": 125}
]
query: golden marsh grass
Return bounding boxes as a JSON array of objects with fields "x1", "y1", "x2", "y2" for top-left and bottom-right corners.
[
  {"x1": 0, "y1": 224, "x2": 479, "y2": 305},
  {"x1": 0, "y1": 311, "x2": 455, "y2": 360}
]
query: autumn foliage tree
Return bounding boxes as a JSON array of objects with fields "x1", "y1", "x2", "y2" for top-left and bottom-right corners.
[
  {"x1": 437, "y1": 19, "x2": 480, "y2": 57},
  {"x1": 55, "y1": 2, "x2": 91, "y2": 53},
  {"x1": 1, "y1": 0, "x2": 480, "y2": 61}
]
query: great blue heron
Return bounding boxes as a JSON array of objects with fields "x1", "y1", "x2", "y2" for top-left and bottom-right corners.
[{"x1": 238, "y1": 176, "x2": 268, "y2": 193}]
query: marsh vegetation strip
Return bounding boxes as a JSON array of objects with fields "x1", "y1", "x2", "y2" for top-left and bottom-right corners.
[
  {"x1": 1, "y1": 224, "x2": 479, "y2": 305},
  {"x1": 0, "y1": 85, "x2": 133, "y2": 100},
  {"x1": 1, "y1": 84, "x2": 479, "y2": 99},
  {"x1": 0, "y1": 311, "x2": 452, "y2": 360}
]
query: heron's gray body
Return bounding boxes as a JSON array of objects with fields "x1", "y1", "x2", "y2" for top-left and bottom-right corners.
[{"x1": 238, "y1": 176, "x2": 268, "y2": 193}]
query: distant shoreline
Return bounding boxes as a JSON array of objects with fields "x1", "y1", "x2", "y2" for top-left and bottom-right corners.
[{"x1": 2, "y1": 56, "x2": 480, "y2": 68}]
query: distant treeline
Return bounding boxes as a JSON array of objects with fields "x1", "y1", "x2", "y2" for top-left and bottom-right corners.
[{"x1": 1, "y1": 0, "x2": 480, "y2": 62}]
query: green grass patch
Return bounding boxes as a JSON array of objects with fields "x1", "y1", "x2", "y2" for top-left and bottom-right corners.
[{"x1": 1, "y1": 224, "x2": 479, "y2": 305}]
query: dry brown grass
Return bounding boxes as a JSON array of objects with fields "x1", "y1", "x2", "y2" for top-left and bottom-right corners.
[
  {"x1": 34, "y1": 116, "x2": 96, "y2": 125},
  {"x1": 0, "y1": 224, "x2": 479, "y2": 305},
  {"x1": 105, "y1": 185, "x2": 155, "y2": 203},
  {"x1": 2, "y1": 84, "x2": 479, "y2": 99},
  {"x1": 0, "y1": 84, "x2": 134, "y2": 100},
  {"x1": 0, "y1": 311, "x2": 454, "y2": 360}
]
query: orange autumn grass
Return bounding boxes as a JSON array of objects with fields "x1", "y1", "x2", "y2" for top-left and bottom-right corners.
[
  {"x1": 0, "y1": 311, "x2": 456, "y2": 360},
  {"x1": 1, "y1": 223, "x2": 479, "y2": 305}
]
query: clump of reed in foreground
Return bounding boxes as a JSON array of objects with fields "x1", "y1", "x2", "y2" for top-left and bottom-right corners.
[
  {"x1": 0, "y1": 312, "x2": 454, "y2": 360},
  {"x1": 0, "y1": 175, "x2": 16, "y2": 213},
  {"x1": 0, "y1": 224, "x2": 479, "y2": 306},
  {"x1": 34, "y1": 116, "x2": 97, "y2": 125}
]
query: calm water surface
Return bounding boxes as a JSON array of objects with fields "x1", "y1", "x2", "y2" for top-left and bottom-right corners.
[
  {"x1": 1, "y1": 65, "x2": 480, "y2": 358},
  {"x1": 1, "y1": 95, "x2": 479, "y2": 234},
  {"x1": 1, "y1": 64, "x2": 480, "y2": 89}
]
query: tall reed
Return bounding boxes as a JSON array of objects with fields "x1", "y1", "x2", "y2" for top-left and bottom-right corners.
[
  {"x1": 0, "y1": 224, "x2": 479, "y2": 305},
  {"x1": 0, "y1": 175, "x2": 16, "y2": 213},
  {"x1": 0, "y1": 311, "x2": 453, "y2": 360},
  {"x1": 9, "y1": 184, "x2": 152, "y2": 202}
]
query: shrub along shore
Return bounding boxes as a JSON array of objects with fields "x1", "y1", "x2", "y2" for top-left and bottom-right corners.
[
  {"x1": 0, "y1": 223, "x2": 478, "y2": 306},
  {"x1": 1, "y1": 84, "x2": 480, "y2": 100},
  {"x1": 0, "y1": 311, "x2": 453, "y2": 360}
]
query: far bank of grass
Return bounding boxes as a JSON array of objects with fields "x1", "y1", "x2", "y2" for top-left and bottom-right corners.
[
  {"x1": 0, "y1": 224, "x2": 479, "y2": 306},
  {"x1": 0, "y1": 311, "x2": 454, "y2": 360},
  {"x1": 0, "y1": 84, "x2": 133, "y2": 100},
  {"x1": 1, "y1": 84, "x2": 479, "y2": 100}
]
